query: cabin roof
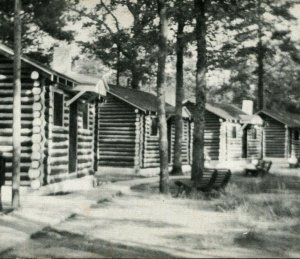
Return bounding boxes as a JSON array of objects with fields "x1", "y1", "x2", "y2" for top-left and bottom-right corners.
[
  {"x1": 109, "y1": 85, "x2": 176, "y2": 115},
  {"x1": 0, "y1": 43, "x2": 107, "y2": 95},
  {"x1": 184, "y1": 100, "x2": 248, "y2": 121},
  {"x1": 257, "y1": 109, "x2": 300, "y2": 128}
]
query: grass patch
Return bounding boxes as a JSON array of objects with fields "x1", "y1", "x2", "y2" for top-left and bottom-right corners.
[
  {"x1": 214, "y1": 175, "x2": 300, "y2": 220},
  {"x1": 234, "y1": 230, "x2": 265, "y2": 249},
  {"x1": 132, "y1": 173, "x2": 300, "y2": 222}
]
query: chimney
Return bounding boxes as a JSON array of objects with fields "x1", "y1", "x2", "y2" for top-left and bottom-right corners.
[
  {"x1": 242, "y1": 100, "x2": 254, "y2": 115},
  {"x1": 51, "y1": 45, "x2": 73, "y2": 74}
]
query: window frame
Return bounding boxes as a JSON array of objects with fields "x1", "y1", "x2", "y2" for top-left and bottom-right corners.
[
  {"x1": 231, "y1": 125, "x2": 237, "y2": 139},
  {"x1": 294, "y1": 130, "x2": 300, "y2": 141},
  {"x1": 82, "y1": 103, "x2": 89, "y2": 130},
  {"x1": 53, "y1": 91, "x2": 64, "y2": 127},
  {"x1": 150, "y1": 116, "x2": 158, "y2": 136},
  {"x1": 252, "y1": 127, "x2": 257, "y2": 140}
]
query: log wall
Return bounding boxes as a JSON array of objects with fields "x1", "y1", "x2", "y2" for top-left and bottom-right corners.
[
  {"x1": 261, "y1": 114, "x2": 286, "y2": 158},
  {"x1": 0, "y1": 54, "x2": 34, "y2": 186},
  {"x1": 246, "y1": 125, "x2": 263, "y2": 159},
  {"x1": 205, "y1": 111, "x2": 221, "y2": 161},
  {"x1": 76, "y1": 101, "x2": 95, "y2": 177},
  {"x1": 44, "y1": 86, "x2": 96, "y2": 184},
  {"x1": 142, "y1": 115, "x2": 160, "y2": 168},
  {"x1": 98, "y1": 94, "x2": 138, "y2": 168},
  {"x1": 219, "y1": 121, "x2": 243, "y2": 161},
  {"x1": 226, "y1": 122, "x2": 243, "y2": 160},
  {"x1": 0, "y1": 53, "x2": 95, "y2": 188},
  {"x1": 45, "y1": 86, "x2": 70, "y2": 183},
  {"x1": 189, "y1": 112, "x2": 221, "y2": 162},
  {"x1": 168, "y1": 118, "x2": 191, "y2": 165}
]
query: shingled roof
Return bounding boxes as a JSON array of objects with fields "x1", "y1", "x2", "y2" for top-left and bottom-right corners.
[
  {"x1": 0, "y1": 43, "x2": 106, "y2": 95},
  {"x1": 257, "y1": 109, "x2": 300, "y2": 128},
  {"x1": 109, "y1": 85, "x2": 176, "y2": 114},
  {"x1": 184, "y1": 100, "x2": 248, "y2": 121}
]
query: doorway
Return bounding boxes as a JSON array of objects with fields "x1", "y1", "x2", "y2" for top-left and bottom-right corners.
[
  {"x1": 69, "y1": 101, "x2": 78, "y2": 174},
  {"x1": 242, "y1": 128, "x2": 248, "y2": 158}
]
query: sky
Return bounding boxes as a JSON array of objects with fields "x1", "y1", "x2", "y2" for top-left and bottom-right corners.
[
  {"x1": 71, "y1": 0, "x2": 300, "y2": 103},
  {"x1": 76, "y1": 1, "x2": 300, "y2": 40},
  {"x1": 291, "y1": 4, "x2": 300, "y2": 40}
]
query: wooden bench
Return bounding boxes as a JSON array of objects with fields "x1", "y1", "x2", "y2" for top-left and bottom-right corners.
[
  {"x1": 245, "y1": 160, "x2": 272, "y2": 177},
  {"x1": 175, "y1": 168, "x2": 232, "y2": 196},
  {"x1": 211, "y1": 168, "x2": 231, "y2": 190},
  {"x1": 174, "y1": 169, "x2": 216, "y2": 196}
]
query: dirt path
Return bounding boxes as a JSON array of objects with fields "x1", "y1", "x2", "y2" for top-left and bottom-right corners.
[{"x1": 1, "y1": 181, "x2": 284, "y2": 258}]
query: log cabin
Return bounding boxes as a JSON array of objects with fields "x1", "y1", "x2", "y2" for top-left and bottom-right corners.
[
  {"x1": 184, "y1": 100, "x2": 264, "y2": 162},
  {"x1": 256, "y1": 109, "x2": 300, "y2": 158},
  {"x1": 97, "y1": 85, "x2": 192, "y2": 174},
  {"x1": 0, "y1": 43, "x2": 107, "y2": 189}
]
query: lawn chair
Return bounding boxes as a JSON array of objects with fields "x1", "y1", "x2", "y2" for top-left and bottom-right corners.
[
  {"x1": 174, "y1": 169, "x2": 217, "y2": 196},
  {"x1": 258, "y1": 160, "x2": 272, "y2": 177},
  {"x1": 212, "y1": 169, "x2": 231, "y2": 190},
  {"x1": 245, "y1": 160, "x2": 272, "y2": 177}
]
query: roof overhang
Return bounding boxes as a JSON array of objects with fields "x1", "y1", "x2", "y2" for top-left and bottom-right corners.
[
  {"x1": 241, "y1": 114, "x2": 264, "y2": 125},
  {"x1": 66, "y1": 80, "x2": 108, "y2": 106},
  {"x1": 241, "y1": 114, "x2": 264, "y2": 130}
]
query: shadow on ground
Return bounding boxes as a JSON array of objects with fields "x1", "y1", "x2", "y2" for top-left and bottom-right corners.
[{"x1": 0, "y1": 227, "x2": 174, "y2": 258}]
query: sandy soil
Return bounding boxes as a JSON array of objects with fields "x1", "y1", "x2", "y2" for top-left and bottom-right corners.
[{"x1": 1, "y1": 173, "x2": 300, "y2": 258}]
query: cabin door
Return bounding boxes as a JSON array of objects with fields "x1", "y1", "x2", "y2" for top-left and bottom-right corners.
[
  {"x1": 242, "y1": 128, "x2": 248, "y2": 158},
  {"x1": 167, "y1": 121, "x2": 172, "y2": 163},
  {"x1": 288, "y1": 129, "x2": 292, "y2": 157},
  {"x1": 69, "y1": 101, "x2": 78, "y2": 174}
]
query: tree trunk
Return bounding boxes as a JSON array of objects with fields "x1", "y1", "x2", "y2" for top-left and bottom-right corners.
[
  {"x1": 157, "y1": 0, "x2": 169, "y2": 194},
  {"x1": 257, "y1": 38, "x2": 264, "y2": 110},
  {"x1": 256, "y1": 0, "x2": 264, "y2": 111},
  {"x1": 131, "y1": 57, "x2": 140, "y2": 90},
  {"x1": 191, "y1": 0, "x2": 207, "y2": 184},
  {"x1": 116, "y1": 46, "x2": 121, "y2": 87},
  {"x1": 12, "y1": 0, "x2": 22, "y2": 209},
  {"x1": 172, "y1": 11, "x2": 185, "y2": 175},
  {"x1": 0, "y1": 186, "x2": 2, "y2": 211}
]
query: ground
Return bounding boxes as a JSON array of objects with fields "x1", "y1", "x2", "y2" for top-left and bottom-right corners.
[{"x1": 0, "y1": 169, "x2": 300, "y2": 258}]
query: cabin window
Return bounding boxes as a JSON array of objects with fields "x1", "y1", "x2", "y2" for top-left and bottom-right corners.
[
  {"x1": 294, "y1": 130, "x2": 299, "y2": 141},
  {"x1": 231, "y1": 125, "x2": 237, "y2": 139},
  {"x1": 53, "y1": 92, "x2": 64, "y2": 126},
  {"x1": 82, "y1": 104, "x2": 89, "y2": 130},
  {"x1": 150, "y1": 117, "x2": 158, "y2": 136},
  {"x1": 252, "y1": 128, "x2": 257, "y2": 139}
]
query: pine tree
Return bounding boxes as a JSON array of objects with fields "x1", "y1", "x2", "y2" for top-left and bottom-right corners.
[
  {"x1": 12, "y1": 0, "x2": 22, "y2": 209},
  {"x1": 77, "y1": 0, "x2": 158, "y2": 89},
  {"x1": 157, "y1": 0, "x2": 169, "y2": 194},
  {"x1": 221, "y1": 0, "x2": 298, "y2": 110},
  {"x1": 191, "y1": 0, "x2": 207, "y2": 183},
  {"x1": 170, "y1": 0, "x2": 194, "y2": 175}
]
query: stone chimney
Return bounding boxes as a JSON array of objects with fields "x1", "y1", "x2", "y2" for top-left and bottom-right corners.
[
  {"x1": 51, "y1": 45, "x2": 73, "y2": 74},
  {"x1": 242, "y1": 100, "x2": 254, "y2": 115}
]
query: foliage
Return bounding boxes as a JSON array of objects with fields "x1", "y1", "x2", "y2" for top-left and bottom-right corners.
[
  {"x1": 0, "y1": 0, "x2": 75, "y2": 63},
  {"x1": 218, "y1": 0, "x2": 300, "y2": 110},
  {"x1": 75, "y1": 0, "x2": 159, "y2": 89}
]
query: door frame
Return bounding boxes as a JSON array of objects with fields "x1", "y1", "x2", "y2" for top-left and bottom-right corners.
[
  {"x1": 242, "y1": 126, "x2": 248, "y2": 159},
  {"x1": 69, "y1": 101, "x2": 78, "y2": 174}
]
